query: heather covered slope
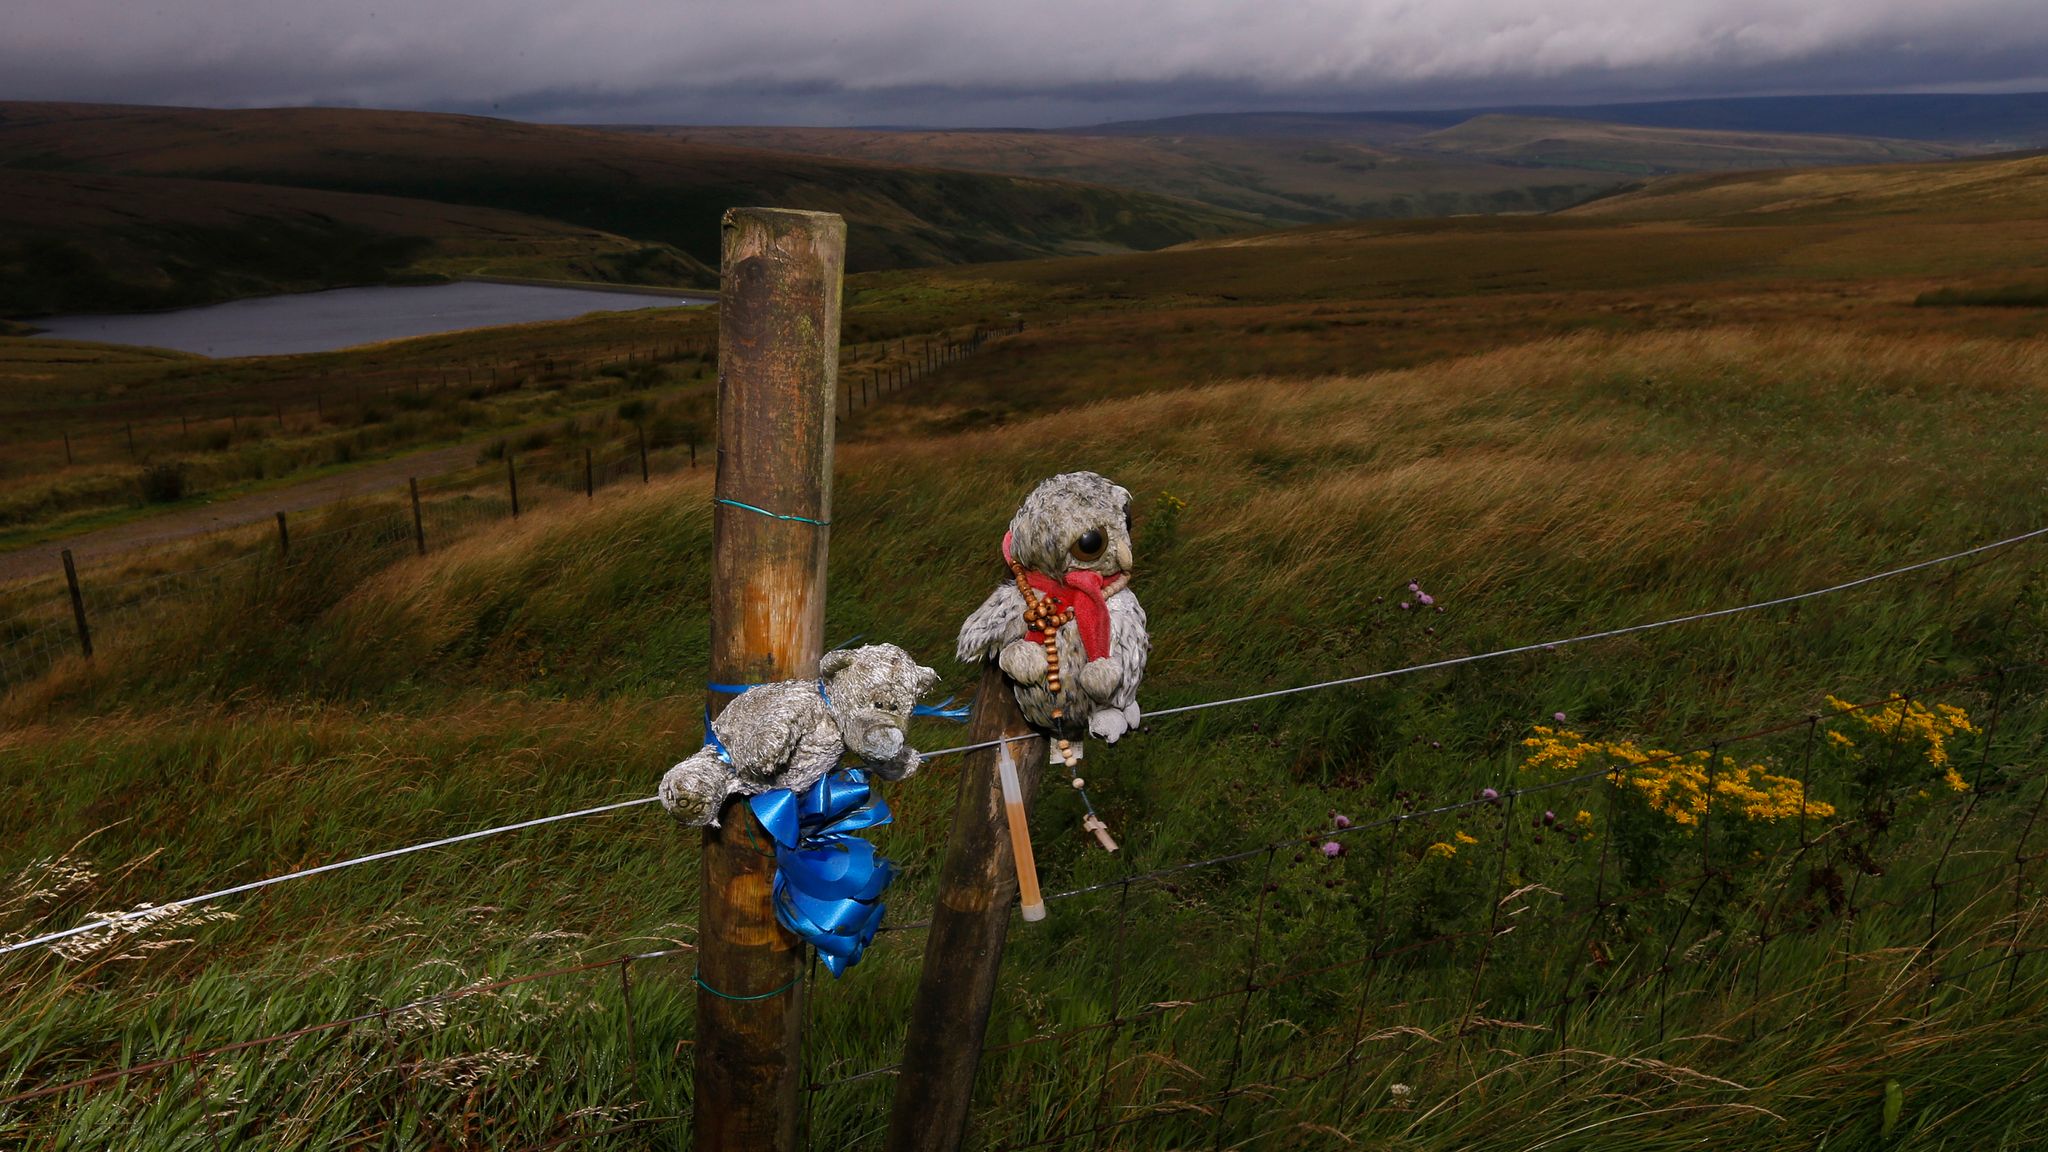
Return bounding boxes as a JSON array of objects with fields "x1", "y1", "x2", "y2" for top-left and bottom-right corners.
[
  {"x1": 0, "y1": 167, "x2": 709, "y2": 316},
  {"x1": 0, "y1": 102, "x2": 1253, "y2": 292}
]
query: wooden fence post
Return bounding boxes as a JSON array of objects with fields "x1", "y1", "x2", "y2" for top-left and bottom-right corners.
[
  {"x1": 507, "y1": 455, "x2": 520, "y2": 518},
  {"x1": 60, "y1": 549, "x2": 92, "y2": 660},
  {"x1": 409, "y1": 479, "x2": 426, "y2": 555},
  {"x1": 886, "y1": 662, "x2": 1049, "y2": 1151},
  {"x1": 638, "y1": 426, "x2": 650, "y2": 483},
  {"x1": 62, "y1": 432, "x2": 72, "y2": 466},
  {"x1": 585, "y1": 448, "x2": 595, "y2": 498},
  {"x1": 693, "y1": 207, "x2": 844, "y2": 1152},
  {"x1": 275, "y1": 511, "x2": 290, "y2": 559}
]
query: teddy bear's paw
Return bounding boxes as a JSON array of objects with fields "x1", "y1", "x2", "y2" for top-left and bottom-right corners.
[
  {"x1": 874, "y1": 748, "x2": 923, "y2": 782},
  {"x1": 998, "y1": 639, "x2": 1049, "y2": 685},
  {"x1": 660, "y1": 750, "x2": 736, "y2": 827}
]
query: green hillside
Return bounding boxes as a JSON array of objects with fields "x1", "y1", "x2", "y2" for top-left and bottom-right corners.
[{"x1": 627, "y1": 124, "x2": 1627, "y2": 224}]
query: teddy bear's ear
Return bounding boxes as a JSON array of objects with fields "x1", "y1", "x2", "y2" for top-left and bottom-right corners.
[
  {"x1": 915, "y1": 664, "x2": 941, "y2": 694},
  {"x1": 819, "y1": 649, "x2": 859, "y2": 678}
]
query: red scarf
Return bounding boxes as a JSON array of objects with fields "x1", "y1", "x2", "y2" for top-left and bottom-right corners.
[{"x1": 1004, "y1": 532, "x2": 1119, "y2": 661}]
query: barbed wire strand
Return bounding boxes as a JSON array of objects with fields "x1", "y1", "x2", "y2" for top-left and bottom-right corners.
[
  {"x1": 8, "y1": 673, "x2": 2037, "y2": 1128},
  {"x1": 0, "y1": 796, "x2": 658, "y2": 958}
]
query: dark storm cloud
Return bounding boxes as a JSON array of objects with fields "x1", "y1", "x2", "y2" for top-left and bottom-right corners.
[{"x1": 4, "y1": 0, "x2": 2045, "y2": 125}]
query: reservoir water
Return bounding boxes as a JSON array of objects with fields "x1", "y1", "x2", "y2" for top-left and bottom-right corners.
[{"x1": 30, "y1": 281, "x2": 713, "y2": 358}]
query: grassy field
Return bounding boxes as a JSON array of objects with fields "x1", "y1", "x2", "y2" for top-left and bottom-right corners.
[
  {"x1": 0, "y1": 304, "x2": 999, "y2": 549},
  {"x1": 1411, "y1": 114, "x2": 1963, "y2": 173},
  {"x1": 2, "y1": 152, "x2": 2048, "y2": 1148}
]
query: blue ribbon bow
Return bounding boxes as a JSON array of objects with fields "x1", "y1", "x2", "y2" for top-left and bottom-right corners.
[
  {"x1": 701, "y1": 667, "x2": 957, "y2": 977},
  {"x1": 749, "y1": 770, "x2": 897, "y2": 976}
]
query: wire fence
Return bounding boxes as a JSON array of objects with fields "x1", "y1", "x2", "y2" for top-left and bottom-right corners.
[
  {"x1": 2, "y1": 320, "x2": 1016, "y2": 481},
  {"x1": 2, "y1": 670, "x2": 2040, "y2": 1148},
  {"x1": 1, "y1": 504, "x2": 2044, "y2": 1145}
]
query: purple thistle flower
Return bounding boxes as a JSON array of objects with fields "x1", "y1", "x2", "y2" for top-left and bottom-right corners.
[
  {"x1": 1417, "y1": 592, "x2": 1435, "y2": 606},
  {"x1": 1543, "y1": 810, "x2": 1557, "y2": 825},
  {"x1": 1333, "y1": 813, "x2": 1352, "y2": 829},
  {"x1": 1554, "y1": 711, "x2": 1568, "y2": 724},
  {"x1": 1321, "y1": 841, "x2": 1343, "y2": 858},
  {"x1": 1408, "y1": 582, "x2": 1420, "y2": 593},
  {"x1": 1399, "y1": 601, "x2": 1412, "y2": 611},
  {"x1": 1481, "y1": 787, "x2": 1500, "y2": 802}
]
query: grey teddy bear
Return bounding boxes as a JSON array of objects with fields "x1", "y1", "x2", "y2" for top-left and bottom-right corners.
[
  {"x1": 957, "y1": 471, "x2": 1150, "y2": 757},
  {"x1": 660, "y1": 643, "x2": 942, "y2": 827}
]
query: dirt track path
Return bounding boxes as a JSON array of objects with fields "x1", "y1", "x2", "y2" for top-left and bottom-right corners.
[{"x1": 0, "y1": 443, "x2": 480, "y2": 584}]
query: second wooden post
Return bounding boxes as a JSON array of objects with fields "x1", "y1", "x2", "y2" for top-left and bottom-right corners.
[
  {"x1": 886, "y1": 661, "x2": 1049, "y2": 1152},
  {"x1": 694, "y1": 207, "x2": 845, "y2": 1151}
]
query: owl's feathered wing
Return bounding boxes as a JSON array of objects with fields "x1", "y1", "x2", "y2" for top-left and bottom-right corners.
[
  {"x1": 1104, "y1": 589, "x2": 1149, "y2": 711},
  {"x1": 956, "y1": 582, "x2": 1026, "y2": 664}
]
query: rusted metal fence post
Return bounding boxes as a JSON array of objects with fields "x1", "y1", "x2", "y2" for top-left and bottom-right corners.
[
  {"x1": 60, "y1": 549, "x2": 92, "y2": 660},
  {"x1": 694, "y1": 207, "x2": 844, "y2": 1152},
  {"x1": 886, "y1": 661, "x2": 1049, "y2": 1152}
]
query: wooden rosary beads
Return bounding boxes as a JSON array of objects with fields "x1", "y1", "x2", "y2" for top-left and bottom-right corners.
[
  {"x1": 1010, "y1": 558, "x2": 1082, "y2": 771},
  {"x1": 1010, "y1": 558, "x2": 1120, "y2": 853}
]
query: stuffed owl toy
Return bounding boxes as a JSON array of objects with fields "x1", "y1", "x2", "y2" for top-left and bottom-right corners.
[
  {"x1": 660, "y1": 643, "x2": 942, "y2": 827},
  {"x1": 958, "y1": 472, "x2": 1150, "y2": 765}
]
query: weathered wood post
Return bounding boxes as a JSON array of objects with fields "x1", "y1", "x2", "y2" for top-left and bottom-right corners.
[
  {"x1": 60, "y1": 549, "x2": 92, "y2": 660},
  {"x1": 585, "y1": 448, "x2": 595, "y2": 498},
  {"x1": 408, "y1": 479, "x2": 426, "y2": 555},
  {"x1": 275, "y1": 511, "x2": 290, "y2": 559},
  {"x1": 694, "y1": 207, "x2": 844, "y2": 1151},
  {"x1": 507, "y1": 455, "x2": 520, "y2": 518},
  {"x1": 638, "y1": 426, "x2": 650, "y2": 483},
  {"x1": 886, "y1": 662, "x2": 1050, "y2": 1152}
]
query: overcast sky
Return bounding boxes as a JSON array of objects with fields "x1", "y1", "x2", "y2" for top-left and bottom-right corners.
[{"x1": 4, "y1": 0, "x2": 2045, "y2": 127}]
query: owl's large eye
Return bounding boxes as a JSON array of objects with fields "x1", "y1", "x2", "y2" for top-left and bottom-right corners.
[{"x1": 1070, "y1": 529, "x2": 1106, "y2": 562}]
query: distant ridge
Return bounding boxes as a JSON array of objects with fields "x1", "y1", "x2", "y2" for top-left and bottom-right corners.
[{"x1": 1084, "y1": 91, "x2": 2048, "y2": 147}]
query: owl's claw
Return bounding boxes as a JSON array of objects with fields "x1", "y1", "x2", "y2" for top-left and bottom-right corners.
[{"x1": 1088, "y1": 707, "x2": 1130, "y2": 743}]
